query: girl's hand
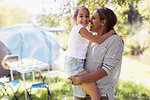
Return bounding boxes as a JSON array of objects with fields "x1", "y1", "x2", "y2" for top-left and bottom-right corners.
[
  {"x1": 109, "y1": 30, "x2": 116, "y2": 35},
  {"x1": 68, "y1": 76, "x2": 82, "y2": 85}
]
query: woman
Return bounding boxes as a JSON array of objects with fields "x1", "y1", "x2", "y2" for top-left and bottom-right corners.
[{"x1": 69, "y1": 7, "x2": 124, "y2": 100}]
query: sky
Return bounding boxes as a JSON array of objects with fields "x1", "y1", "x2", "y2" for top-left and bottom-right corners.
[{"x1": 1, "y1": 0, "x2": 64, "y2": 14}]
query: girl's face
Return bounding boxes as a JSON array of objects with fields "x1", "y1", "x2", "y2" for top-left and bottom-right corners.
[
  {"x1": 90, "y1": 11, "x2": 101, "y2": 32},
  {"x1": 75, "y1": 8, "x2": 90, "y2": 27}
]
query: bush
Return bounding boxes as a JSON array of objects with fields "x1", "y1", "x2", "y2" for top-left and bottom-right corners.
[
  {"x1": 115, "y1": 80, "x2": 150, "y2": 100},
  {"x1": 123, "y1": 22, "x2": 150, "y2": 56}
]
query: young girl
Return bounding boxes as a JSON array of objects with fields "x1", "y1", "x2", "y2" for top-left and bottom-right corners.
[{"x1": 64, "y1": 5, "x2": 115, "y2": 100}]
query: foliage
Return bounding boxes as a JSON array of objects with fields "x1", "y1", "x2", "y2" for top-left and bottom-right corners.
[
  {"x1": 121, "y1": 55, "x2": 150, "y2": 88},
  {"x1": 76, "y1": 0, "x2": 150, "y2": 57},
  {"x1": 38, "y1": 0, "x2": 77, "y2": 32},
  {"x1": 2, "y1": 69, "x2": 150, "y2": 100},
  {"x1": 122, "y1": 0, "x2": 150, "y2": 56},
  {"x1": 123, "y1": 22, "x2": 150, "y2": 55},
  {"x1": 142, "y1": 48, "x2": 150, "y2": 64},
  {"x1": 37, "y1": 0, "x2": 77, "y2": 50},
  {"x1": 138, "y1": 0, "x2": 150, "y2": 21},
  {"x1": 59, "y1": 0, "x2": 78, "y2": 34},
  {"x1": 37, "y1": 14, "x2": 62, "y2": 27},
  {"x1": 0, "y1": 6, "x2": 29, "y2": 28},
  {"x1": 37, "y1": 0, "x2": 150, "y2": 51},
  {"x1": 115, "y1": 80, "x2": 150, "y2": 100},
  {"x1": 75, "y1": 0, "x2": 150, "y2": 57},
  {"x1": 77, "y1": 0, "x2": 141, "y2": 14},
  {"x1": 1, "y1": 71, "x2": 73, "y2": 100}
]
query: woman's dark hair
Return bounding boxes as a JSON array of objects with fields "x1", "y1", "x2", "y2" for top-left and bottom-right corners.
[
  {"x1": 96, "y1": 7, "x2": 117, "y2": 32},
  {"x1": 73, "y1": 5, "x2": 89, "y2": 19}
]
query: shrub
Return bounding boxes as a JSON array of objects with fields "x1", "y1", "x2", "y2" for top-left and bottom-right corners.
[{"x1": 115, "y1": 80, "x2": 150, "y2": 100}]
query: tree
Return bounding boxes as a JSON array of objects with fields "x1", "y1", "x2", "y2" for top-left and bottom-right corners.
[
  {"x1": 0, "y1": 6, "x2": 29, "y2": 28},
  {"x1": 77, "y1": 0, "x2": 141, "y2": 13},
  {"x1": 37, "y1": 13, "x2": 61, "y2": 27}
]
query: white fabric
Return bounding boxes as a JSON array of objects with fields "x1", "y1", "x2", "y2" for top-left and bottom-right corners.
[{"x1": 66, "y1": 24, "x2": 89, "y2": 59}]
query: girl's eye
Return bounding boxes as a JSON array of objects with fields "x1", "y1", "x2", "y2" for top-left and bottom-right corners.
[
  {"x1": 86, "y1": 16, "x2": 89, "y2": 18},
  {"x1": 92, "y1": 17, "x2": 95, "y2": 19},
  {"x1": 80, "y1": 16, "x2": 83, "y2": 18}
]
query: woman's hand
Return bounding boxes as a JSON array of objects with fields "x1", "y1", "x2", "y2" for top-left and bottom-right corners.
[{"x1": 68, "y1": 76, "x2": 82, "y2": 85}]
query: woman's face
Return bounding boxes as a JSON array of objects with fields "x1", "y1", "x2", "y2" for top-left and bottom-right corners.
[{"x1": 89, "y1": 11, "x2": 102, "y2": 32}]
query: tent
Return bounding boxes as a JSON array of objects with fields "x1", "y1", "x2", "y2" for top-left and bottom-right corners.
[
  {"x1": 0, "y1": 40, "x2": 10, "y2": 77},
  {"x1": 0, "y1": 24, "x2": 60, "y2": 77}
]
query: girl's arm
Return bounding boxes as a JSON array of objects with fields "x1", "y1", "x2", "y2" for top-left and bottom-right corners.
[
  {"x1": 69, "y1": 68, "x2": 107, "y2": 85},
  {"x1": 79, "y1": 28, "x2": 115, "y2": 44}
]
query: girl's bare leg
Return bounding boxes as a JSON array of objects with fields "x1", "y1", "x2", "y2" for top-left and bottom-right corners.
[{"x1": 76, "y1": 70, "x2": 101, "y2": 100}]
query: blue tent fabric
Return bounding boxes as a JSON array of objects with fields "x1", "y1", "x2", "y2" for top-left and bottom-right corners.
[
  {"x1": 0, "y1": 24, "x2": 59, "y2": 65},
  {"x1": 0, "y1": 40, "x2": 10, "y2": 77}
]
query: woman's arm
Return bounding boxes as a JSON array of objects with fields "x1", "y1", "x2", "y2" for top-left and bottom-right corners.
[
  {"x1": 69, "y1": 35, "x2": 124, "y2": 85},
  {"x1": 79, "y1": 28, "x2": 115, "y2": 44},
  {"x1": 69, "y1": 68, "x2": 107, "y2": 85}
]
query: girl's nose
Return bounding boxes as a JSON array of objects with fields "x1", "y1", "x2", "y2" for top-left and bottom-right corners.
[
  {"x1": 83, "y1": 16, "x2": 87, "y2": 20},
  {"x1": 89, "y1": 19, "x2": 91, "y2": 22}
]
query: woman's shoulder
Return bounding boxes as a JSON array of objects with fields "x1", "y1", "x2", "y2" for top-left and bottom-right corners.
[
  {"x1": 104, "y1": 34, "x2": 124, "y2": 47},
  {"x1": 108, "y1": 34, "x2": 123, "y2": 42}
]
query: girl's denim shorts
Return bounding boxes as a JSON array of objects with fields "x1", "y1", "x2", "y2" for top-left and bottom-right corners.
[{"x1": 64, "y1": 56, "x2": 85, "y2": 77}]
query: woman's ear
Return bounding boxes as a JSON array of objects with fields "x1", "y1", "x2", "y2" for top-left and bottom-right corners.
[{"x1": 102, "y1": 19, "x2": 106, "y2": 26}]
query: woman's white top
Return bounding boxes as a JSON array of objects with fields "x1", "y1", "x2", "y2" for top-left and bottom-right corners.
[{"x1": 65, "y1": 24, "x2": 89, "y2": 59}]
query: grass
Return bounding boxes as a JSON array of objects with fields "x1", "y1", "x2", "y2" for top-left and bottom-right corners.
[
  {"x1": 1, "y1": 71, "x2": 73, "y2": 100},
  {"x1": 1, "y1": 55, "x2": 150, "y2": 100},
  {"x1": 120, "y1": 56, "x2": 150, "y2": 89},
  {"x1": 115, "y1": 80, "x2": 150, "y2": 100},
  {"x1": 114, "y1": 55, "x2": 150, "y2": 100}
]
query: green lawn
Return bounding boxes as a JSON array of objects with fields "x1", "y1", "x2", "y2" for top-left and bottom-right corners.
[
  {"x1": 115, "y1": 56, "x2": 150, "y2": 100},
  {"x1": 1, "y1": 56, "x2": 150, "y2": 100},
  {"x1": 1, "y1": 71, "x2": 73, "y2": 100},
  {"x1": 120, "y1": 56, "x2": 150, "y2": 89}
]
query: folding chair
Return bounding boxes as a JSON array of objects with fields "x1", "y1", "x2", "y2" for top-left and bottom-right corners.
[
  {"x1": 0, "y1": 88, "x2": 5, "y2": 99},
  {"x1": 0, "y1": 83, "x2": 10, "y2": 98},
  {"x1": 0, "y1": 76, "x2": 10, "y2": 99},
  {"x1": 0, "y1": 88, "x2": 4, "y2": 99},
  {"x1": 1, "y1": 79, "x2": 21, "y2": 100},
  {"x1": 27, "y1": 75, "x2": 51, "y2": 100}
]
